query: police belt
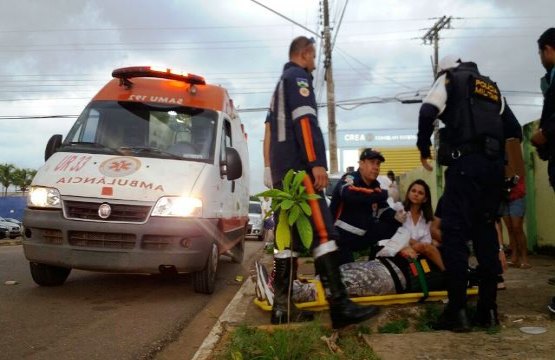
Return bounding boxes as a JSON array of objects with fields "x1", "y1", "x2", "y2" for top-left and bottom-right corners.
[{"x1": 438, "y1": 142, "x2": 484, "y2": 165}]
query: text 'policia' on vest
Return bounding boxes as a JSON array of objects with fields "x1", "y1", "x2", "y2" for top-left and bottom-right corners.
[{"x1": 437, "y1": 62, "x2": 504, "y2": 165}]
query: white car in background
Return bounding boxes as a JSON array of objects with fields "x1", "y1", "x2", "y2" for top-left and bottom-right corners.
[
  {"x1": 0, "y1": 216, "x2": 21, "y2": 239},
  {"x1": 246, "y1": 201, "x2": 265, "y2": 241}
]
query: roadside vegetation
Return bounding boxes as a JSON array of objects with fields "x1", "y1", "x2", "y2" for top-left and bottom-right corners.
[
  {"x1": 215, "y1": 322, "x2": 379, "y2": 360},
  {"x1": 0, "y1": 163, "x2": 36, "y2": 196}
]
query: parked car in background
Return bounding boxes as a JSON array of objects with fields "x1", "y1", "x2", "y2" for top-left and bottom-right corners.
[
  {"x1": 0, "y1": 225, "x2": 7, "y2": 240},
  {"x1": 246, "y1": 201, "x2": 265, "y2": 241},
  {"x1": 0, "y1": 217, "x2": 21, "y2": 239},
  {"x1": 4, "y1": 217, "x2": 22, "y2": 226}
]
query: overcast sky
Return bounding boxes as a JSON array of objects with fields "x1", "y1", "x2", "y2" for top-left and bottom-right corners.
[{"x1": 0, "y1": 0, "x2": 553, "y2": 193}]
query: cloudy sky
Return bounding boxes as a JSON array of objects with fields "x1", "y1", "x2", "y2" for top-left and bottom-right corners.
[{"x1": 0, "y1": 0, "x2": 553, "y2": 193}]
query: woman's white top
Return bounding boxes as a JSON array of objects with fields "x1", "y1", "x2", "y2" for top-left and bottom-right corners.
[{"x1": 403, "y1": 211, "x2": 432, "y2": 244}]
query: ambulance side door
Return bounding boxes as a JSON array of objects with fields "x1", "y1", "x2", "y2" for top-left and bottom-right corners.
[{"x1": 218, "y1": 118, "x2": 235, "y2": 220}]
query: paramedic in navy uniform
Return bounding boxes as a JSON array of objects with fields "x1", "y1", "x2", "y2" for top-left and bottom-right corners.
[
  {"x1": 265, "y1": 36, "x2": 378, "y2": 329},
  {"x1": 417, "y1": 55, "x2": 521, "y2": 332}
]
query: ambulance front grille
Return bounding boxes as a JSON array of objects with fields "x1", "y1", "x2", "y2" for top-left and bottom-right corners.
[
  {"x1": 65, "y1": 201, "x2": 151, "y2": 222},
  {"x1": 68, "y1": 231, "x2": 136, "y2": 249},
  {"x1": 39, "y1": 229, "x2": 63, "y2": 245}
]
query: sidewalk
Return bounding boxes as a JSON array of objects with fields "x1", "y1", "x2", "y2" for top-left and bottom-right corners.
[{"x1": 193, "y1": 251, "x2": 555, "y2": 359}]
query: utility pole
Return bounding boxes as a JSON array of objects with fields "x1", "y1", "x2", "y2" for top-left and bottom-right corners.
[
  {"x1": 322, "y1": 0, "x2": 338, "y2": 174},
  {"x1": 421, "y1": 16, "x2": 452, "y2": 195}
]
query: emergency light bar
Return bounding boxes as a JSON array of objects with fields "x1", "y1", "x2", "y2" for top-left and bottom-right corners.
[{"x1": 112, "y1": 66, "x2": 206, "y2": 85}]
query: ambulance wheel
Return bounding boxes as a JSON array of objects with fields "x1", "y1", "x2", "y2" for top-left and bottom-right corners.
[
  {"x1": 193, "y1": 242, "x2": 218, "y2": 294},
  {"x1": 30, "y1": 262, "x2": 71, "y2": 286},
  {"x1": 230, "y1": 235, "x2": 245, "y2": 264}
]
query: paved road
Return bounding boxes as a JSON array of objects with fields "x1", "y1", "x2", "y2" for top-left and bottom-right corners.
[{"x1": 0, "y1": 240, "x2": 264, "y2": 360}]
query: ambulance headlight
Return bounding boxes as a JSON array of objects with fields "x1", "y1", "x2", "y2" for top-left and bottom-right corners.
[
  {"x1": 28, "y1": 187, "x2": 61, "y2": 208},
  {"x1": 152, "y1": 196, "x2": 202, "y2": 217}
]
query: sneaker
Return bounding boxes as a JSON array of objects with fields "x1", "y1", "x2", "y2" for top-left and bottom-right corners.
[{"x1": 255, "y1": 261, "x2": 274, "y2": 305}]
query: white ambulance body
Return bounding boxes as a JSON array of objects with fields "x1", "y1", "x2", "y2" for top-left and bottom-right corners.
[{"x1": 23, "y1": 66, "x2": 249, "y2": 294}]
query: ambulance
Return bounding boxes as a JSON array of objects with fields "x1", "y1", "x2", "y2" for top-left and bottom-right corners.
[{"x1": 22, "y1": 66, "x2": 250, "y2": 294}]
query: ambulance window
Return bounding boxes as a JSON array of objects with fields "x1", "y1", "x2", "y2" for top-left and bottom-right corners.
[
  {"x1": 220, "y1": 120, "x2": 232, "y2": 164},
  {"x1": 82, "y1": 110, "x2": 99, "y2": 142}
]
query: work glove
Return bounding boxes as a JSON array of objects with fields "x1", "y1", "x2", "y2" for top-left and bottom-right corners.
[
  {"x1": 264, "y1": 167, "x2": 273, "y2": 188},
  {"x1": 394, "y1": 209, "x2": 407, "y2": 224}
]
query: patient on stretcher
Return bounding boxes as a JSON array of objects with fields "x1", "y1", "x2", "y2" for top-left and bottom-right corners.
[{"x1": 255, "y1": 246, "x2": 447, "y2": 305}]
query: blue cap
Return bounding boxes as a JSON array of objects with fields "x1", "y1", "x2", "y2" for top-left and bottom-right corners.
[{"x1": 359, "y1": 148, "x2": 385, "y2": 162}]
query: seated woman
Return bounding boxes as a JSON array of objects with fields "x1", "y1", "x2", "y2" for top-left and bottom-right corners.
[
  {"x1": 402, "y1": 179, "x2": 445, "y2": 271},
  {"x1": 255, "y1": 246, "x2": 446, "y2": 304}
]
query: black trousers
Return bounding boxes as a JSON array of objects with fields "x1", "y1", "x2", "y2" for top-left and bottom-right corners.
[{"x1": 440, "y1": 153, "x2": 504, "y2": 312}]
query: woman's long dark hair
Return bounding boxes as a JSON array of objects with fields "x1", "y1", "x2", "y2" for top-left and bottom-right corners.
[{"x1": 403, "y1": 179, "x2": 433, "y2": 223}]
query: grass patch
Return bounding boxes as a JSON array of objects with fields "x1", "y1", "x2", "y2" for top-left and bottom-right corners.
[
  {"x1": 215, "y1": 322, "x2": 379, "y2": 360},
  {"x1": 378, "y1": 319, "x2": 409, "y2": 334},
  {"x1": 415, "y1": 304, "x2": 442, "y2": 332}
]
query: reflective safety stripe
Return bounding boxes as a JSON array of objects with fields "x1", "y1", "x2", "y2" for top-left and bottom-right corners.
[
  {"x1": 277, "y1": 80, "x2": 286, "y2": 142},
  {"x1": 302, "y1": 174, "x2": 329, "y2": 243},
  {"x1": 334, "y1": 219, "x2": 367, "y2": 236},
  {"x1": 292, "y1": 106, "x2": 317, "y2": 120},
  {"x1": 300, "y1": 117, "x2": 316, "y2": 162},
  {"x1": 313, "y1": 240, "x2": 338, "y2": 259},
  {"x1": 275, "y1": 249, "x2": 301, "y2": 258}
]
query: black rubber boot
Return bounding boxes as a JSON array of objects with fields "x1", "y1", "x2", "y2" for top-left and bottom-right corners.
[
  {"x1": 432, "y1": 277, "x2": 471, "y2": 332},
  {"x1": 270, "y1": 257, "x2": 314, "y2": 324},
  {"x1": 315, "y1": 251, "x2": 379, "y2": 329},
  {"x1": 473, "y1": 277, "x2": 499, "y2": 328},
  {"x1": 432, "y1": 308, "x2": 472, "y2": 332}
]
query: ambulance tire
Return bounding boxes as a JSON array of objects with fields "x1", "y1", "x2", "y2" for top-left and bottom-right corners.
[
  {"x1": 30, "y1": 262, "x2": 71, "y2": 286},
  {"x1": 230, "y1": 235, "x2": 245, "y2": 264},
  {"x1": 193, "y1": 242, "x2": 218, "y2": 294}
]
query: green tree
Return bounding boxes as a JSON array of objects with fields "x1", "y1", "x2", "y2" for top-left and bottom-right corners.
[
  {"x1": 12, "y1": 168, "x2": 37, "y2": 194},
  {"x1": 0, "y1": 163, "x2": 15, "y2": 197}
]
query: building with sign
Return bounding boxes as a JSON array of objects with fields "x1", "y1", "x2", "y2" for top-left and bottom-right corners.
[{"x1": 324, "y1": 128, "x2": 422, "y2": 175}]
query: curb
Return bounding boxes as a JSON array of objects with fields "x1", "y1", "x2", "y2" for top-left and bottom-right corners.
[
  {"x1": 0, "y1": 239, "x2": 22, "y2": 246},
  {"x1": 191, "y1": 275, "x2": 256, "y2": 360}
]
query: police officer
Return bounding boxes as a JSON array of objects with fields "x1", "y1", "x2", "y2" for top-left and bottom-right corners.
[
  {"x1": 266, "y1": 36, "x2": 378, "y2": 329},
  {"x1": 417, "y1": 55, "x2": 521, "y2": 331},
  {"x1": 329, "y1": 148, "x2": 405, "y2": 264}
]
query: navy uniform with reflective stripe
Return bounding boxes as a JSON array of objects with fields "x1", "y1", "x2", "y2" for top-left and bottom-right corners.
[
  {"x1": 267, "y1": 61, "x2": 337, "y2": 254},
  {"x1": 268, "y1": 62, "x2": 327, "y2": 183},
  {"x1": 329, "y1": 171, "x2": 399, "y2": 264}
]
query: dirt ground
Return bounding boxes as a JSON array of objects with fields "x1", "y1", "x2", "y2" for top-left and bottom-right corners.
[{"x1": 226, "y1": 252, "x2": 555, "y2": 359}]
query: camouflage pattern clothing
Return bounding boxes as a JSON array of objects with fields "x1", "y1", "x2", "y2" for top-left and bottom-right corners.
[{"x1": 291, "y1": 259, "x2": 407, "y2": 302}]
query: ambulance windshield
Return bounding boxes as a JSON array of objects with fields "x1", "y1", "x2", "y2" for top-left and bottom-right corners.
[{"x1": 64, "y1": 101, "x2": 218, "y2": 163}]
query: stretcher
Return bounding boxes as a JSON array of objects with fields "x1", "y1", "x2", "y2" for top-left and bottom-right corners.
[{"x1": 254, "y1": 278, "x2": 479, "y2": 312}]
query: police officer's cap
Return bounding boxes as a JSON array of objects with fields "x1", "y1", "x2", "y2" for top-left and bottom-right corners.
[
  {"x1": 359, "y1": 148, "x2": 385, "y2": 162},
  {"x1": 438, "y1": 55, "x2": 461, "y2": 73}
]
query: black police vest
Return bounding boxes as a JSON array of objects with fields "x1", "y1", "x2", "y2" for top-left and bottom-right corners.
[{"x1": 439, "y1": 62, "x2": 504, "y2": 150}]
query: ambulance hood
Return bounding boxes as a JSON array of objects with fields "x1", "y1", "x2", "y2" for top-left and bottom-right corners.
[{"x1": 33, "y1": 152, "x2": 207, "y2": 202}]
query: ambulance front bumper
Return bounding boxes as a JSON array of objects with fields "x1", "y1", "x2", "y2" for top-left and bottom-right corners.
[{"x1": 22, "y1": 208, "x2": 219, "y2": 274}]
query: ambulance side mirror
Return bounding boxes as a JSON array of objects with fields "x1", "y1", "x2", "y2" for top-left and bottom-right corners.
[
  {"x1": 222, "y1": 147, "x2": 242, "y2": 181},
  {"x1": 45, "y1": 134, "x2": 63, "y2": 161}
]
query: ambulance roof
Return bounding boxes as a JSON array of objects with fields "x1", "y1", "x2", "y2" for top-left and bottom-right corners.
[{"x1": 91, "y1": 66, "x2": 236, "y2": 116}]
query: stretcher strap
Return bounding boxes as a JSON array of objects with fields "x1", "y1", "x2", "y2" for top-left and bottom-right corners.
[
  {"x1": 378, "y1": 257, "x2": 404, "y2": 294},
  {"x1": 412, "y1": 259, "x2": 429, "y2": 302}
]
